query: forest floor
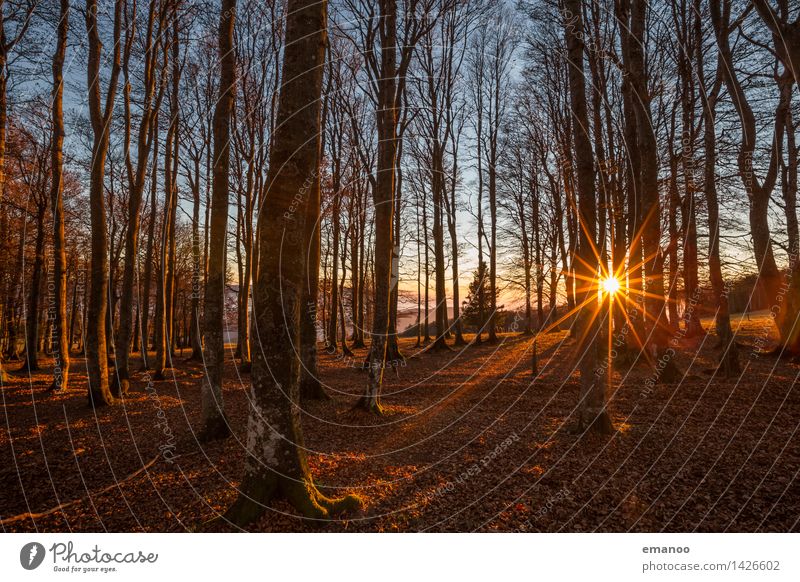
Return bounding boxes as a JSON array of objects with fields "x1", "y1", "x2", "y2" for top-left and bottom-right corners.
[{"x1": 2, "y1": 312, "x2": 799, "y2": 532}]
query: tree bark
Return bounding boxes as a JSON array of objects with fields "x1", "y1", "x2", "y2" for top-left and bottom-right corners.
[
  {"x1": 711, "y1": 0, "x2": 793, "y2": 353},
  {"x1": 48, "y1": 0, "x2": 70, "y2": 392},
  {"x1": 358, "y1": 0, "x2": 399, "y2": 414},
  {"x1": 116, "y1": 0, "x2": 169, "y2": 394},
  {"x1": 85, "y1": 0, "x2": 123, "y2": 407},
  {"x1": 22, "y1": 205, "x2": 46, "y2": 372},
  {"x1": 199, "y1": 0, "x2": 236, "y2": 441},
  {"x1": 224, "y1": 0, "x2": 359, "y2": 526},
  {"x1": 563, "y1": 0, "x2": 613, "y2": 434}
]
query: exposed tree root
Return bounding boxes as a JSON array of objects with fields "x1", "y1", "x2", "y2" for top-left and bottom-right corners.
[
  {"x1": 385, "y1": 338, "x2": 405, "y2": 364},
  {"x1": 354, "y1": 394, "x2": 385, "y2": 415},
  {"x1": 224, "y1": 474, "x2": 362, "y2": 528}
]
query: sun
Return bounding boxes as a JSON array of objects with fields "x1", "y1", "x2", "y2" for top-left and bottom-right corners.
[{"x1": 601, "y1": 276, "x2": 621, "y2": 295}]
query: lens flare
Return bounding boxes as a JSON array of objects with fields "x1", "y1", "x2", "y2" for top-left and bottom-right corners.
[{"x1": 601, "y1": 276, "x2": 620, "y2": 295}]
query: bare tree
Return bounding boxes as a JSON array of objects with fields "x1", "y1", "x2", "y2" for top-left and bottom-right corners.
[
  {"x1": 85, "y1": 0, "x2": 124, "y2": 406},
  {"x1": 225, "y1": 0, "x2": 360, "y2": 525},
  {"x1": 563, "y1": 0, "x2": 613, "y2": 434},
  {"x1": 116, "y1": 0, "x2": 171, "y2": 394},
  {"x1": 199, "y1": 0, "x2": 235, "y2": 441}
]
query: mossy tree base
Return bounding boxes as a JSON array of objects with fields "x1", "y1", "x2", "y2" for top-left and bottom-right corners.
[{"x1": 225, "y1": 473, "x2": 362, "y2": 528}]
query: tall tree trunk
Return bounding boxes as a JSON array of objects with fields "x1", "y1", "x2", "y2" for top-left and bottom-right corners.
[
  {"x1": 616, "y1": 0, "x2": 644, "y2": 346},
  {"x1": 85, "y1": 0, "x2": 123, "y2": 406},
  {"x1": 154, "y1": 19, "x2": 181, "y2": 379},
  {"x1": 68, "y1": 273, "x2": 79, "y2": 353},
  {"x1": 698, "y1": 36, "x2": 737, "y2": 372},
  {"x1": 22, "y1": 206, "x2": 46, "y2": 372},
  {"x1": 475, "y1": 77, "x2": 484, "y2": 346},
  {"x1": 358, "y1": 0, "x2": 399, "y2": 414},
  {"x1": 627, "y1": 0, "x2": 674, "y2": 377},
  {"x1": 432, "y1": 146, "x2": 449, "y2": 351},
  {"x1": 199, "y1": 0, "x2": 236, "y2": 441},
  {"x1": 49, "y1": 0, "x2": 70, "y2": 392},
  {"x1": 300, "y1": 84, "x2": 328, "y2": 400},
  {"x1": 140, "y1": 115, "x2": 159, "y2": 368},
  {"x1": 327, "y1": 173, "x2": 340, "y2": 351},
  {"x1": 487, "y1": 132, "x2": 498, "y2": 344},
  {"x1": 117, "y1": 0, "x2": 167, "y2": 392},
  {"x1": 350, "y1": 188, "x2": 364, "y2": 348},
  {"x1": 667, "y1": 142, "x2": 681, "y2": 332},
  {"x1": 423, "y1": 189, "x2": 431, "y2": 343},
  {"x1": 386, "y1": 135, "x2": 405, "y2": 359},
  {"x1": 563, "y1": 0, "x2": 613, "y2": 434},
  {"x1": 225, "y1": 0, "x2": 359, "y2": 525},
  {"x1": 711, "y1": 0, "x2": 791, "y2": 352},
  {"x1": 678, "y1": 13, "x2": 704, "y2": 338},
  {"x1": 189, "y1": 155, "x2": 204, "y2": 360}
]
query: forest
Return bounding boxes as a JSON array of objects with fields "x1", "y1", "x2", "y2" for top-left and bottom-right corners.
[{"x1": 0, "y1": 0, "x2": 799, "y2": 533}]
